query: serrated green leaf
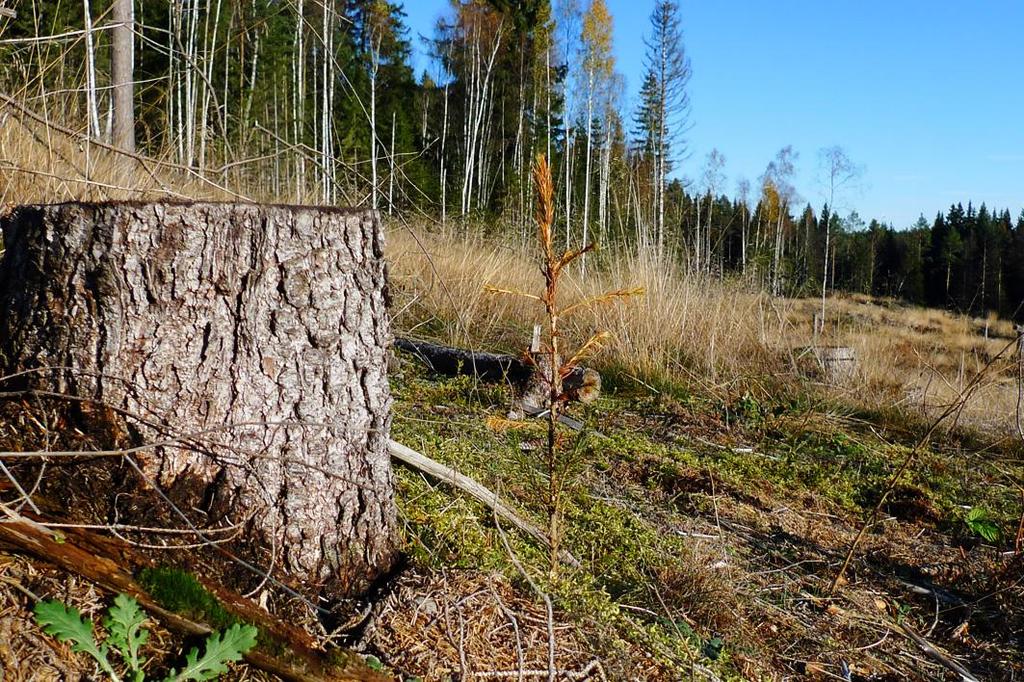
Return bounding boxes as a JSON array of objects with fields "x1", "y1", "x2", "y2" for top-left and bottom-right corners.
[
  {"x1": 965, "y1": 507, "x2": 1001, "y2": 543},
  {"x1": 34, "y1": 600, "x2": 122, "y2": 682},
  {"x1": 163, "y1": 623, "x2": 258, "y2": 681},
  {"x1": 104, "y1": 594, "x2": 150, "y2": 672},
  {"x1": 979, "y1": 523, "x2": 1000, "y2": 542}
]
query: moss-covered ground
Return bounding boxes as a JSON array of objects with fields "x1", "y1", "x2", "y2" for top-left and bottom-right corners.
[{"x1": 386, "y1": 354, "x2": 1024, "y2": 680}]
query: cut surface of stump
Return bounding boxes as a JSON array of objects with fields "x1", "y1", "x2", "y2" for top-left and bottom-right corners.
[{"x1": 0, "y1": 201, "x2": 396, "y2": 599}]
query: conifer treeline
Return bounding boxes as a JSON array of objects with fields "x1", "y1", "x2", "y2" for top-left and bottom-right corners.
[{"x1": 3, "y1": 0, "x2": 1022, "y2": 318}]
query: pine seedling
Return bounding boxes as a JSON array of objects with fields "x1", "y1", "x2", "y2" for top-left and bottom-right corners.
[{"x1": 487, "y1": 154, "x2": 642, "y2": 577}]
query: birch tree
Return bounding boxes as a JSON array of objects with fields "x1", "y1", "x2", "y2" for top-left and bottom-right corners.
[
  {"x1": 579, "y1": 0, "x2": 613, "y2": 273},
  {"x1": 817, "y1": 146, "x2": 861, "y2": 324},
  {"x1": 696, "y1": 148, "x2": 725, "y2": 273},
  {"x1": 761, "y1": 146, "x2": 799, "y2": 295},
  {"x1": 597, "y1": 76, "x2": 623, "y2": 243},
  {"x1": 82, "y1": 0, "x2": 101, "y2": 140},
  {"x1": 439, "y1": 3, "x2": 504, "y2": 218},
  {"x1": 736, "y1": 177, "x2": 751, "y2": 273},
  {"x1": 367, "y1": 1, "x2": 388, "y2": 210},
  {"x1": 555, "y1": 0, "x2": 581, "y2": 244}
]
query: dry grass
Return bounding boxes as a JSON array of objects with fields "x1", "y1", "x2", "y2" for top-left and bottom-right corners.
[
  {"x1": 0, "y1": 97, "x2": 238, "y2": 206},
  {"x1": 388, "y1": 226, "x2": 1023, "y2": 437},
  {"x1": 790, "y1": 295, "x2": 1022, "y2": 435},
  {"x1": 388, "y1": 226, "x2": 793, "y2": 391}
]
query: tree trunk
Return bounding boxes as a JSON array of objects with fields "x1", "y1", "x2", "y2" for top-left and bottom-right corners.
[
  {"x1": 0, "y1": 201, "x2": 397, "y2": 599},
  {"x1": 110, "y1": 0, "x2": 135, "y2": 153},
  {"x1": 581, "y1": 74, "x2": 593, "y2": 273},
  {"x1": 82, "y1": 0, "x2": 101, "y2": 140}
]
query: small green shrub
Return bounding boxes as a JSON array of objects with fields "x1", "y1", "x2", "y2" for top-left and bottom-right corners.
[
  {"x1": 33, "y1": 594, "x2": 257, "y2": 681},
  {"x1": 963, "y1": 507, "x2": 1001, "y2": 543}
]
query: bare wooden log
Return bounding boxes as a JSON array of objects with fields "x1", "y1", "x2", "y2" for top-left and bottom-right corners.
[
  {"x1": 0, "y1": 504, "x2": 392, "y2": 681},
  {"x1": 387, "y1": 439, "x2": 580, "y2": 568},
  {"x1": 0, "y1": 201, "x2": 396, "y2": 599}
]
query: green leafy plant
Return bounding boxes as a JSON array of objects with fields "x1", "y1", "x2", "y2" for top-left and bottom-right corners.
[
  {"x1": 964, "y1": 507, "x2": 1001, "y2": 543},
  {"x1": 165, "y1": 623, "x2": 259, "y2": 681},
  {"x1": 104, "y1": 594, "x2": 150, "y2": 677},
  {"x1": 34, "y1": 594, "x2": 257, "y2": 681}
]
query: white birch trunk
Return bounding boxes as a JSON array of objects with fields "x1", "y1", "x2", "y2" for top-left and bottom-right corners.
[
  {"x1": 388, "y1": 111, "x2": 396, "y2": 216},
  {"x1": 82, "y1": 0, "x2": 101, "y2": 140},
  {"x1": 581, "y1": 70, "x2": 594, "y2": 273}
]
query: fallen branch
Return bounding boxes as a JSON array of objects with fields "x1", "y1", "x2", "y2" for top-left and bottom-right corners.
[
  {"x1": 0, "y1": 504, "x2": 390, "y2": 682},
  {"x1": 895, "y1": 621, "x2": 979, "y2": 682},
  {"x1": 388, "y1": 439, "x2": 581, "y2": 568},
  {"x1": 394, "y1": 337, "x2": 599, "y2": 403}
]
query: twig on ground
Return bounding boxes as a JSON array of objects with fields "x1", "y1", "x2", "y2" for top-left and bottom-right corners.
[
  {"x1": 488, "y1": 580, "x2": 526, "y2": 682},
  {"x1": 894, "y1": 621, "x2": 979, "y2": 682},
  {"x1": 492, "y1": 494, "x2": 557, "y2": 682},
  {"x1": 830, "y1": 336, "x2": 1018, "y2": 591},
  {"x1": 389, "y1": 439, "x2": 580, "y2": 568}
]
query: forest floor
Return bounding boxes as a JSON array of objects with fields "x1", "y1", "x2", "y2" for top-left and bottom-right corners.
[
  {"x1": 380, "y1": 349, "x2": 1024, "y2": 680},
  {"x1": 379, "y1": 227, "x2": 1024, "y2": 679},
  {"x1": 2, "y1": 224, "x2": 1023, "y2": 680},
  {"x1": 3, "y1": 343, "x2": 1022, "y2": 680}
]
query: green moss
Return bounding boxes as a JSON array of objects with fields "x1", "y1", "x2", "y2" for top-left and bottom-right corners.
[
  {"x1": 137, "y1": 566, "x2": 312, "y2": 660},
  {"x1": 137, "y1": 566, "x2": 239, "y2": 632}
]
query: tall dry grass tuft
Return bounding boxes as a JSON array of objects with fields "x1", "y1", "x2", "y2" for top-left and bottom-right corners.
[
  {"x1": 388, "y1": 225, "x2": 795, "y2": 394},
  {"x1": 0, "y1": 96, "x2": 239, "y2": 208}
]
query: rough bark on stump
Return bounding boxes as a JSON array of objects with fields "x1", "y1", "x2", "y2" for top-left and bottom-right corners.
[{"x1": 0, "y1": 201, "x2": 396, "y2": 598}]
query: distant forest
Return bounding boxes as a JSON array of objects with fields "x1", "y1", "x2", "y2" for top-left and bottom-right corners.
[{"x1": 3, "y1": 0, "x2": 1022, "y2": 318}]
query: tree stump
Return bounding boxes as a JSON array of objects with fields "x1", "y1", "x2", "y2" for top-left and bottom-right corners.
[
  {"x1": 0, "y1": 201, "x2": 396, "y2": 599},
  {"x1": 814, "y1": 346, "x2": 858, "y2": 384}
]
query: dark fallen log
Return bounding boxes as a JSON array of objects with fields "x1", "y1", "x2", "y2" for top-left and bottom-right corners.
[
  {"x1": 394, "y1": 337, "x2": 600, "y2": 405},
  {"x1": 394, "y1": 338, "x2": 532, "y2": 383}
]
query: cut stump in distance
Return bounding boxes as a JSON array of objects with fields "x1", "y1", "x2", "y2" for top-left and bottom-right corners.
[{"x1": 0, "y1": 201, "x2": 397, "y2": 600}]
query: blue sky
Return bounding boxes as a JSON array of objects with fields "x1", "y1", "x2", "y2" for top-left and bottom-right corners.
[{"x1": 399, "y1": 1, "x2": 1024, "y2": 228}]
